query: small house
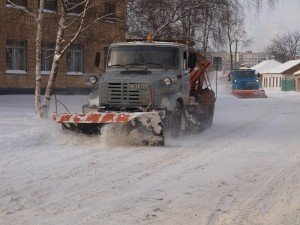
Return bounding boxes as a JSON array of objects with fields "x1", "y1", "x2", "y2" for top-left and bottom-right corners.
[
  {"x1": 294, "y1": 70, "x2": 300, "y2": 92},
  {"x1": 251, "y1": 59, "x2": 282, "y2": 76},
  {"x1": 261, "y1": 60, "x2": 300, "y2": 91}
]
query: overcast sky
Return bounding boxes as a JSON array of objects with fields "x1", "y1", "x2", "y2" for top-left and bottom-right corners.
[{"x1": 244, "y1": 0, "x2": 300, "y2": 52}]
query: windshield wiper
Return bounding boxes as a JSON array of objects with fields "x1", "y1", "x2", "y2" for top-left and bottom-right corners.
[
  {"x1": 145, "y1": 63, "x2": 167, "y2": 71},
  {"x1": 125, "y1": 63, "x2": 148, "y2": 71},
  {"x1": 125, "y1": 63, "x2": 146, "y2": 67},
  {"x1": 109, "y1": 64, "x2": 129, "y2": 70}
]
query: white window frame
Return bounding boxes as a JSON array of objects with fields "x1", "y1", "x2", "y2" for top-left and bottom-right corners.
[
  {"x1": 104, "y1": 2, "x2": 117, "y2": 23},
  {"x1": 43, "y1": 0, "x2": 57, "y2": 13},
  {"x1": 67, "y1": 44, "x2": 84, "y2": 75},
  {"x1": 6, "y1": 0, "x2": 27, "y2": 8},
  {"x1": 41, "y1": 43, "x2": 55, "y2": 75},
  {"x1": 66, "y1": 0, "x2": 84, "y2": 15},
  {"x1": 6, "y1": 40, "x2": 27, "y2": 75}
]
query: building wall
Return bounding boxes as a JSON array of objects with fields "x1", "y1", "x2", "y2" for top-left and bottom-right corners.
[
  {"x1": 239, "y1": 51, "x2": 266, "y2": 68},
  {"x1": 212, "y1": 51, "x2": 267, "y2": 71},
  {"x1": 262, "y1": 73, "x2": 283, "y2": 89},
  {"x1": 0, "y1": 0, "x2": 126, "y2": 92},
  {"x1": 262, "y1": 64, "x2": 300, "y2": 90},
  {"x1": 283, "y1": 64, "x2": 300, "y2": 76},
  {"x1": 295, "y1": 76, "x2": 300, "y2": 92}
]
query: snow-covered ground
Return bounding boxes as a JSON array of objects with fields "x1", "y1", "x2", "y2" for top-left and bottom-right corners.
[{"x1": 0, "y1": 80, "x2": 300, "y2": 225}]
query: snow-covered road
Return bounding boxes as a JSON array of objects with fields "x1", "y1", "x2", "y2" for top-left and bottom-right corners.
[{"x1": 0, "y1": 86, "x2": 299, "y2": 225}]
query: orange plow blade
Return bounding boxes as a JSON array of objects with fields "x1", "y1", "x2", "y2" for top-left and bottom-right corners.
[
  {"x1": 232, "y1": 89, "x2": 267, "y2": 98},
  {"x1": 52, "y1": 111, "x2": 160, "y2": 124},
  {"x1": 52, "y1": 111, "x2": 165, "y2": 146}
]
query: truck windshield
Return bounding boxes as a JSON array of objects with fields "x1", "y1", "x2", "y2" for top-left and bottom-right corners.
[
  {"x1": 234, "y1": 71, "x2": 256, "y2": 79},
  {"x1": 107, "y1": 46, "x2": 179, "y2": 69}
]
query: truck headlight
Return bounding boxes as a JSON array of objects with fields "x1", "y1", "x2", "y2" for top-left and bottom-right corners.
[
  {"x1": 89, "y1": 75, "x2": 98, "y2": 84},
  {"x1": 234, "y1": 79, "x2": 237, "y2": 83},
  {"x1": 162, "y1": 77, "x2": 172, "y2": 86},
  {"x1": 256, "y1": 79, "x2": 259, "y2": 83}
]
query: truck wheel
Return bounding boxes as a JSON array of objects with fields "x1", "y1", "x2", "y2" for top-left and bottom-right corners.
[
  {"x1": 203, "y1": 103, "x2": 214, "y2": 129},
  {"x1": 62, "y1": 123, "x2": 79, "y2": 133},
  {"x1": 170, "y1": 101, "x2": 182, "y2": 138}
]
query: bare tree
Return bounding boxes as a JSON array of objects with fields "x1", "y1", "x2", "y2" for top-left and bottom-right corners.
[
  {"x1": 7, "y1": 0, "x2": 45, "y2": 115},
  {"x1": 7, "y1": 0, "x2": 125, "y2": 118},
  {"x1": 219, "y1": 2, "x2": 250, "y2": 69},
  {"x1": 127, "y1": 0, "x2": 279, "y2": 54},
  {"x1": 265, "y1": 30, "x2": 300, "y2": 63},
  {"x1": 127, "y1": 0, "x2": 226, "y2": 49},
  {"x1": 39, "y1": 0, "x2": 126, "y2": 117}
]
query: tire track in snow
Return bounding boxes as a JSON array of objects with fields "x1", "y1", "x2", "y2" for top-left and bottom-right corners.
[
  {"x1": 216, "y1": 158, "x2": 300, "y2": 225},
  {"x1": 0, "y1": 98, "x2": 284, "y2": 224},
  {"x1": 65, "y1": 102, "x2": 283, "y2": 225}
]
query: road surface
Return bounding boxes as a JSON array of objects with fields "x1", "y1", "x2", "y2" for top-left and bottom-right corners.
[{"x1": 0, "y1": 88, "x2": 299, "y2": 225}]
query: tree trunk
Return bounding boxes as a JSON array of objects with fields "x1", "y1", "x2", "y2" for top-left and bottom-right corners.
[
  {"x1": 39, "y1": 15, "x2": 65, "y2": 118},
  {"x1": 227, "y1": 25, "x2": 234, "y2": 70},
  {"x1": 35, "y1": 0, "x2": 44, "y2": 116},
  {"x1": 234, "y1": 39, "x2": 238, "y2": 69}
]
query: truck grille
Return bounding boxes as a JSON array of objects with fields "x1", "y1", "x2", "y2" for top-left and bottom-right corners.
[{"x1": 100, "y1": 82, "x2": 150, "y2": 107}]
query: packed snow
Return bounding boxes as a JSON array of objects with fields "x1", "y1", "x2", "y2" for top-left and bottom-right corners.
[
  {"x1": 265, "y1": 60, "x2": 300, "y2": 74},
  {"x1": 251, "y1": 60, "x2": 282, "y2": 74},
  {"x1": 0, "y1": 78, "x2": 300, "y2": 225}
]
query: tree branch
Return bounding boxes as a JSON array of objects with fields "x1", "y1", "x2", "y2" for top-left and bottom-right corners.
[
  {"x1": 60, "y1": 0, "x2": 90, "y2": 55},
  {"x1": 6, "y1": 0, "x2": 36, "y2": 19}
]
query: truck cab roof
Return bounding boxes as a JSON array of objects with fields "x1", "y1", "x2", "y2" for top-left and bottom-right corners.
[{"x1": 110, "y1": 41, "x2": 188, "y2": 49}]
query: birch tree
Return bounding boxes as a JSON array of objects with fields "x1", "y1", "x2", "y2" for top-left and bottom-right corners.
[
  {"x1": 6, "y1": 0, "x2": 45, "y2": 115},
  {"x1": 39, "y1": 0, "x2": 124, "y2": 118},
  {"x1": 220, "y1": 3, "x2": 247, "y2": 70},
  {"x1": 7, "y1": 0, "x2": 123, "y2": 118}
]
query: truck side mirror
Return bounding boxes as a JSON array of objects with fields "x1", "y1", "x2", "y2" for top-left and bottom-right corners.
[
  {"x1": 188, "y1": 53, "x2": 197, "y2": 69},
  {"x1": 95, "y1": 51, "x2": 101, "y2": 68}
]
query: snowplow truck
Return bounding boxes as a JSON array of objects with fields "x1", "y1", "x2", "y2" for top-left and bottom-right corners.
[
  {"x1": 231, "y1": 69, "x2": 267, "y2": 98},
  {"x1": 53, "y1": 39, "x2": 216, "y2": 146}
]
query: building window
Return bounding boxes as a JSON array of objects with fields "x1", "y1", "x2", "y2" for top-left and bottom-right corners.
[
  {"x1": 67, "y1": 0, "x2": 84, "y2": 14},
  {"x1": 6, "y1": 40, "x2": 27, "y2": 73},
  {"x1": 105, "y1": 2, "x2": 117, "y2": 22},
  {"x1": 41, "y1": 43, "x2": 55, "y2": 73},
  {"x1": 6, "y1": 0, "x2": 27, "y2": 7},
  {"x1": 67, "y1": 44, "x2": 83, "y2": 74},
  {"x1": 38, "y1": 0, "x2": 57, "y2": 12}
]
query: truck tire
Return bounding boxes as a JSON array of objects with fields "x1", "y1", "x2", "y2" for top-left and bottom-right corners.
[
  {"x1": 169, "y1": 101, "x2": 183, "y2": 138},
  {"x1": 203, "y1": 102, "x2": 214, "y2": 129}
]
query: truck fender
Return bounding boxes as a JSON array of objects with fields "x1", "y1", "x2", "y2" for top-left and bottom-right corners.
[
  {"x1": 160, "y1": 93, "x2": 183, "y2": 111},
  {"x1": 87, "y1": 90, "x2": 100, "y2": 107}
]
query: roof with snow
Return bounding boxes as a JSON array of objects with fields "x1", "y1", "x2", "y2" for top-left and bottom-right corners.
[
  {"x1": 294, "y1": 70, "x2": 300, "y2": 75},
  {"x1": 251, "y1": 60, "x2": 282, "y2": 74},
  {"x1": 110, "y1": 41, "x2": 188, "y2": 48},
  {"x1": 263, "y1": 60, "x2": 300, "y2": 74}
]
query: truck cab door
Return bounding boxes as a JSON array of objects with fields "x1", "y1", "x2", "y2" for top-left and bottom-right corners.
[{"x1": 180, "y1": 51, "x2": 190, "y2": 104}]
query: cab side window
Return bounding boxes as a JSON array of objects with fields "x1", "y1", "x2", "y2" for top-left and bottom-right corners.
[{"x1": 183, "y1": 51, "x2": 188, "y2": 70}]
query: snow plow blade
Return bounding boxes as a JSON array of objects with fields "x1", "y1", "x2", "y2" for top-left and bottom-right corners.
[
  {"x1": 233, "y1": 89, "x2": 267, "y2": 98},
  {"x1": 52, "y1": 111, "x2": 164, "y2": 146}
]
